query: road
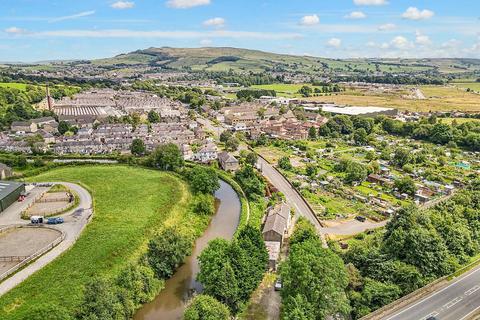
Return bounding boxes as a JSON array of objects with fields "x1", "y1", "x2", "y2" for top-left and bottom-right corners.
[
  {"x1": 0, "y1": 182, "x2": 93, "y2": 296},
  {"x1": 257, "y1": 157, "x2": 327, "y2": 246},
  {"x1": 385, "y1": 266, "x2": 480, "y2": 320}
]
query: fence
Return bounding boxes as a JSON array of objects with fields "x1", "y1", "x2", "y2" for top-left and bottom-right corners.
[{"x1": 0, "y1": 226, "x2": 65, "y2": 282}]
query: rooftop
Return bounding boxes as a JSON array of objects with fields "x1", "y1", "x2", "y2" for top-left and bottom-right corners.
[{"x1": 0, "y1": 180, "x2": 25, "y2": 200}]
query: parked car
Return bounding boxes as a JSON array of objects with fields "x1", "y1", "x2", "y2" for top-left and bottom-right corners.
[
  {"x1": 274, "y1": 278, "x2": 282, "y2": 291},
  {"x1": 47, "y1": 217, "x2": 64, "y2": 225},
  {"x1": 355, "y1": 216, "x2": 366, "y2": 222}
]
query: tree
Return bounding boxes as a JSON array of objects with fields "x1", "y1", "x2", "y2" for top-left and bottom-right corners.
[
  {"x1": 430, "y1": 123, "x2": 454, "y2": 145},
  {"x1": 353, "y1": 128, "x2": 368, "y2": 146},
  {"x1": 130, "y1": 138, "x2": 146, "y2": 156},
  {"x1": 394, "y1": 177, "x2": 417, "y2": 196},
  {"x1": 281, "y1": 240, "x2": 350, "y2": 319},
  {"x1": 58, "y1": 121, "x2": 70, "y2": 135},
  {"x1": 147, "y1": 227, "x2": 192, "y2": 279},
  {"x1": 392, "y1": 148, "x2": 411, "y2": 168},
  {"x1": 188, "y1": 166, "x2": 220, "y2": 194},
  {"x1": 197, "y1": 239, "x2": 241, "y2": 312},
  {"x1": 245, "y1": 152, "x2": 258, "y2": 166},
  {"x1": 77, "y1": 277, "x2": 124, "y2": 320},
  {"x1": 278, "y1": 156, "x2": 293, "y2": 171},
  {"x1": 298, "y1": 85, "x2": 313, "y2": 97},
  {"x1": 282, "y1": 294, "x2": 315, "y2": 320},
  {"x1": 184, "y1": 295, "x2": 230, "y2": 320},
  {"x1": 220, "y1": 131, "x2": 233, "y2": 143},
  {"x1": 289, "y1": 217, "x2": 319, "y2": 246},
  {"x1": 225, "y1": 137, "x2": 240, "y2": 152},
  {"x1": 308, "y1": 126, "x2": 317, "y2": 140},
  {"x1": 306, "y1": 164, "x2": 317, "y2": 178},
  {"x1": 150, "y1": 143, "x2": 184, "y2": 171},
  {"x1": 20, "y1": 304, "x2": 73, "y2": 320},
  {"x1": 192, "y1": 194, "x2": 215, "y2": 215},
  {"x1": 235, "y1": 165, "x2": 265, "y2": 200},
  {"x1": 147, "y1": 110, "x2": 160, "y2": 123}
]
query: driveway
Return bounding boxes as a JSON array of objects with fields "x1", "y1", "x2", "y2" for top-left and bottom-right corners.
[{"x1": 0, "y1": 182, "x2": 93, "y2": 296}]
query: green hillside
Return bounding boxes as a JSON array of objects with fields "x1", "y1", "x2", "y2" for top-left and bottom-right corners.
[{"x1": 90, "y1": 47, "x2": 480, "y2": 75}]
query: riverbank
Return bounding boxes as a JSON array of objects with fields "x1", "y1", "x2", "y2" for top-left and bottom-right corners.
[
  {"x1": 134, "y1": 179, "x2": 242, "y2": 320},
  {"x1": 0, "y1": 165, "x2": 209, "y2": 319}
]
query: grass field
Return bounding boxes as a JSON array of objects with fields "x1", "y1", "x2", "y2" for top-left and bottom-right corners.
[
  {"x1": 439, "y1": 118, "x2": 480, "y2": 125},
  {"x1": 0, "y1": 82, "x2": 29, "y2": 91},
  {"x1": 307, "y1": 85, "x2": 480, "y2": 112},
  {"x1": 0, "y1": 165, "x2": 209, "y2": 319},
  {"x1": 251, "y1": 83, "x2": 321, "y2": 98},
  {"x1": 454, "y1": 82, "x2": 480, "y2": 91}
]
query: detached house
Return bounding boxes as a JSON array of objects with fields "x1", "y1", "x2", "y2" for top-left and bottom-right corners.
[
  {"x1": 195, "y1": 143, "x2": 218, "y2": 163},
  {"x1": 218, "y1": 152, "x2": 239, "y2": 172}
]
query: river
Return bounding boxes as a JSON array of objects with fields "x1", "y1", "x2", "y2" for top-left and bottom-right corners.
[{"x1": 134, "y1": 180, "x2": 241, "y2": 320}]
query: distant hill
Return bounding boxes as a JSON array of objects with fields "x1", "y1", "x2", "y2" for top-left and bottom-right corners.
[{"x1": 91, "y1": 47, "x2": 480, "y2": 75}]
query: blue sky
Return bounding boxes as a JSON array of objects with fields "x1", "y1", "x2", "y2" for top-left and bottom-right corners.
[{"x1": 0, "y1": 0, "x2": 479, "y2": 61}]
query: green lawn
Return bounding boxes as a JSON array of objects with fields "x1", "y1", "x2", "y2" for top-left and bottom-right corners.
[
  {"x1": 454, "y1": 82, "x2": 480, "y2": 91},
  {"x1": 0, "y1": 82, "x2": 29, "y2": 91},
  {"x1": 0, "y1": 165, "x2": 208, "y2": 319},
  {"x1": 440, "y1": 117, "x2": 480, "y2": 125}
]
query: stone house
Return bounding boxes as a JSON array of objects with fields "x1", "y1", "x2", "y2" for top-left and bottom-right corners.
[{"x1": 218, "y1": 152, "x2": 239, "y2": 172}]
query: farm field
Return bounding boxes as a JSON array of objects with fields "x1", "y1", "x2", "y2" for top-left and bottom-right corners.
[
  {"x1": 307, "y1": 85, "x2": 480, "y2": 112},
  {"x1": 440, "y1": 117, "x2": 480, "y2": 125},
  {"x1": 251, "y1": 83, "x2": 321, "y2": 98},
  {"x1": 0, "y1": 82, "x2": 29, "y2": 91},
  {"x1": 453, "y1": 82, "x2": 480, "y2": 91},
  {"x1": 0, "y1": 165, "x2": 208, "y2": 319}
]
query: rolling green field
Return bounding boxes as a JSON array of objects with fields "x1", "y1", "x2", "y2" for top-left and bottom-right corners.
[
  {"x1": 0, "y1": 82, "x2": 29, "y2": 91},
  {"x1": 251, "y1": 83, "x2": 321, "y2": 98},
  {"x1": 0, "y1": 165, "x2": 209, "y2": 319},
  {"x1": 440, "y1": 117, "x2": 480, "y2": 125},
  {"x1": 454, "y1": 82, "x2": 480, "y2": 91}
]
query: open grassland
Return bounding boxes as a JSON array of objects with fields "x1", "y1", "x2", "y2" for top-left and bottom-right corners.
[
  {"x1": 0, "y1": 82, "x2": 29, "y2": 91},
  {"x1": 453, "y1": 82, "x2": 480, "y2": 91},
  {"x1": 0, "y1": 165, "x2": 208, "y2": 319},
  {"x1": 251, "y1": 83, "x2": 322, "y2": 98},
  {"x1": 308, "y1": 85, "x2": 480, "y2": 112},
  {"x1": 440, "y1": 117, "x2": 480, "y2": 125}
]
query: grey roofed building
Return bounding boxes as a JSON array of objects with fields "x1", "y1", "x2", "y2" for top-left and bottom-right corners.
[
  {"x1": 218, "y1": 151, "x2": 239, "y2": 172},
  {"x1": 0, "y1": 180, "x2": 25, "y2": 212},
  {"x1": 263, "y1": 202, "x2": 291, "y2": 244}
]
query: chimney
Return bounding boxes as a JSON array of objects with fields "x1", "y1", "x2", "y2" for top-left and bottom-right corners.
[{"x1": 46, "y1": 84, "x2": 53, "y2": 111}]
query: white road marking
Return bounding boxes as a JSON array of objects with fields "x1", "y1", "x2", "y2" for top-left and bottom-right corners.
[
  {"x1": 444, "y1": 297, "x2": 463, "y2": 309},
  {"x1": 459, "y1": 305, "x2": 480, "y2": 320},
  {"x1": 385, "y1": 267, "x2": 480, "y2": 320},
  {"x1": 465, "y1": 285, "x2": 480, "y2": 296}
]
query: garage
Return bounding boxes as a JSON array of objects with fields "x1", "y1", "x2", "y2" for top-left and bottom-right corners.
[{"x1": 0, "y1": 181, "x2": 25, "y2": 213}]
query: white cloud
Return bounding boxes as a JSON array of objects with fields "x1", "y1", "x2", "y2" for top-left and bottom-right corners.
[
  {"x1": 166, "y1": 0, "x2": 210, "y2": 9},
  {"x1": 203, "y1": 17, "x2": 225, "y2": 28},
  {"x1": 200, "y1": 39, "x2": 212, "y2": 46},
  {"x1": 111, "y1": 1, "x2": 135, "y2": 9},
  {"x1": 49, "y1": 11, "x2": 95, "y2": 23},
  {"x1": 402, "y1": 7, "x2": 434, "y2": 21},
  {"x1": 19, "y1": 29, "x2": 302, "y2": 41},
  {"x1": 391, "y1": 36, "x2": 414, "y2": 49},
  {"x1": 378, "y1": 23, "x2": 396, "y2": 31},
  {"x1": 345, "y1": 11, "x2": 367, "y2": 19},
  {"x1": 441, "y1": 39, "x2": 462, "y2": 49},
  {"x1": 299, "y1": 14, "x2": 320, "y2": 26},
  {"x1": 4, "y1": 26, "x2": 27, "y2": 34},
  {"x1": 353, "y1": 0, "x2": 387, "y2": 6},
  {"x1": 415, "y1": 31, "x2": 431, "y2": 46},
  {"x1": 327, "y1": 38, "x2": 342, "y2": 48}
]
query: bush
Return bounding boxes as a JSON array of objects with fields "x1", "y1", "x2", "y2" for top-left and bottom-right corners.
[
  {"x1": 188, "y1": 166, "x2": 221, "y2": 194},
  {"x1": 192, "y1": 194, "x2": 215, "y2": 215},
  {"x1": 147, "y1": 227, "x2": 192, "y2": 279},
  {"x1": 184, "y1": 295, "x2": 230, "y2": 320}
]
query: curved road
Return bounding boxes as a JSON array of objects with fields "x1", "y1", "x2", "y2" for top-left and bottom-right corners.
[
  {"x1": 257, "y1": 157, "x2": 327, "y2": 246},
  {"x1": 0, "y1": 182, "x2": 93, "y2": 296}
]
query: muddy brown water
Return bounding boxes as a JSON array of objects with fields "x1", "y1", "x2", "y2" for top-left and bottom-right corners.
[{"x1": 134, "y1": 180, "x2": 241, "y2": 320}]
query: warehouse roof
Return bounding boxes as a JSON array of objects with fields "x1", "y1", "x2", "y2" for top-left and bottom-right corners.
[
  {"x1": 0, "y1": 181, "x2": 24, "y2": 200},
  {"x1": 321, "y1": 105, "x2": 395, "y2": 115}
]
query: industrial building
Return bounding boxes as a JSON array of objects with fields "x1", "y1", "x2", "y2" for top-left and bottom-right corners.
[
  {"x1": 0, "y1": 181, "x2": 25, "y2": 213},
  {"x1": 321, "y1": 104, "x2": 398, "y2": 117}
]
